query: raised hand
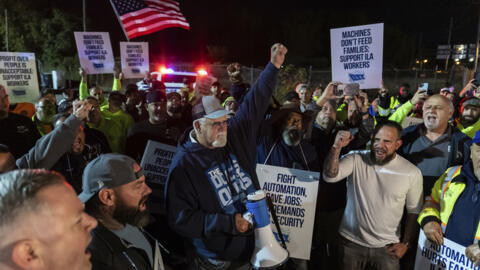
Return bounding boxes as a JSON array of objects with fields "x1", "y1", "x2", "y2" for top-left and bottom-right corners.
[{"x1": 270, "y1": 43, "x2": 288, "y2": 69}]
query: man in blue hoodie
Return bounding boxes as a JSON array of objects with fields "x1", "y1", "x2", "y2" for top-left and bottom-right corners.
[{"x1": 165, "y1": 43, "x2": 287, "y2": 269}]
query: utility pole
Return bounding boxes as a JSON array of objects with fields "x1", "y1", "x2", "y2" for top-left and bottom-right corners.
[
  {"x1": 474, "y1": 4, "x2": 480, "y2": 73},
  {"x1": 445, "y1": 17, "x2": 453, "y2": 71},
  {"x1": 83, "y1": 0, "x2": 86, "y2": 31},
  {"x1": 4, "y1": 9, "x2": 8, "y2": 52}
]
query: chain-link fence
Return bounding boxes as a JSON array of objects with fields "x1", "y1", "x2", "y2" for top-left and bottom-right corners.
[{"x1": 52, "y1": 61, "x2": 473, "y2": 103}]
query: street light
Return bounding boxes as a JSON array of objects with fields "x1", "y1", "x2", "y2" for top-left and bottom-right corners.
[{"x1": 423, "y1": 59, "x2": 428, "y2": 63}]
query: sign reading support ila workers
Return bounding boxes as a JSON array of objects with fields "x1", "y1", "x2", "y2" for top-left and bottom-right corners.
[
  {"x1": 120, "y1": 42, "x2": 149, "y2": 79},
  {"x1": 74, "y1": 32, "x2": 114, "y2": 74},
  {"x1": 0, "y1": 52, "x2": 39, "y2": 103},
  {"x1": 330, "y1": 23, "x2": 384, "y2": 89},
  {"x1": 414, "y1": 230, "x2": 479, "y2": 270},
  {"x1": 256, "y1": 164, "x2": 319, "y2": 260}
]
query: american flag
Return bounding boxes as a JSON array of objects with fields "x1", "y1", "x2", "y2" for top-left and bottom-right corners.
[{"x1": 110, "y1": 0, "x2": 190, "y2": 40}]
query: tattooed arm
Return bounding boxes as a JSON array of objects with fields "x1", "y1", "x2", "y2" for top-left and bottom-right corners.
[{"x1": 323, "y1": 130, "x2": 354, "y2": 182}]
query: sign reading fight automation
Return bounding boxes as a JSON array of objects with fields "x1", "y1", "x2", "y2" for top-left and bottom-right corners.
[
  {"x1": 330, "y1": 23, "x2": 384, "y2": 89},
  {"x1": 256, "y1": 164, "x2": 319, "y2": 260}
]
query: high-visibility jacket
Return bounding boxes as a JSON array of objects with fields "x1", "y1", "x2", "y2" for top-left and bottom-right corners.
[{"x1": 418, "y1": 165, "x2": 480, "y2": 244}]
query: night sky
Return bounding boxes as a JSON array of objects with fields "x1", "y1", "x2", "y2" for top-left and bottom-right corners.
[{"x1": 67, "y1": 0, "x2": 479, "y2": 68}]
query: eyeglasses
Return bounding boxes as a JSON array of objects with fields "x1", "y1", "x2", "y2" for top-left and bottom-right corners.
[{"x1": 208, "y1": 120, "x2": 228, "y2": 129}]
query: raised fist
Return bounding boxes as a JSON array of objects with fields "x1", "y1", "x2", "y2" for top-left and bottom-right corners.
[
  {"x1": 270, "y1": 43, "x2": 287, "y2": 69},
  {"x1": 227, "y1": 62, "x2": 242, "y2": 83}
]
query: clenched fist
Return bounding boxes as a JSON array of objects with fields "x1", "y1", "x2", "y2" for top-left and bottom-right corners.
[{"x1": 270, "y1": 43, "x2": 287, "y2": 69}]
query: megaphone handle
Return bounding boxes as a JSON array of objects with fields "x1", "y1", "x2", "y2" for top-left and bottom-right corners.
[{"x1": 266, "y1": 196, "x2": 287, "y2": 249}]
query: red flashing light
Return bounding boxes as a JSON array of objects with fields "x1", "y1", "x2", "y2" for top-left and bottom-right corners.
[{"x1": 197, "y1": 69, "x2": 208, "y2": 76}]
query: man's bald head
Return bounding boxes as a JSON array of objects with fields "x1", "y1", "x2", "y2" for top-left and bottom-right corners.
[{"x1": 423, "y1": 94, "x2": 454, "y2": 132}]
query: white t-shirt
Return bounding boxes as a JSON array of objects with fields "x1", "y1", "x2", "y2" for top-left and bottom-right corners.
[{"x1": 323, "y1": 150, "x2": 423, "y2": 248}]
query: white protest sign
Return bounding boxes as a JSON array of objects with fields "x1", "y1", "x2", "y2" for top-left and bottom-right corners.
[
  {"x1": 195, "y1": 75, "x2": 217, "y2": 96},
  {"x1": 0, "y1": 52, "x2": 39, "y2": 104},
  {"x1": 74, "y1": 32, "x2": 114, "y2": 74},
  {"x1": 140, "y1": 140, "x2": 177, "y2": 186},
  {"x1": 256, "y1": 164, "x2": 319, "y2": 260},
  {"x1": 330, "y1": 23, "x2": 383, "y2": 89},
  {"x1": 120, "y1": 42, "x2": 149, "y2": 79},
  {"x1": 414, "y1": 230, "x2": 479, "y2": 270}
]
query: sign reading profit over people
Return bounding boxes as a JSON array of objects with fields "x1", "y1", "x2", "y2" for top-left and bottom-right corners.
[
  {"x1": 141, "y1": 140, "x2": 177, "y2": 186},
  {"x1": 330, "y1": 23, "x2": 384, "y2": 89},
  {"x1": 120, "y1": 42, "x2": 149, "y2": 79},
  {"x1": 74, "y1": 32, "x2": 115, "y2": 74},
  {"x1": 0, "y1": 52, "x2": 39, "y2": 103},
  {"x1": 414, "y1": 230, "x2": 479, "y2": 270},
  {"x1": 256, "y1": 164, "x2": 319, "y2": 260}
]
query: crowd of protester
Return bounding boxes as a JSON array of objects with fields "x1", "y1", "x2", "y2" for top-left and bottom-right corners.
[{"x1": 3, "y1": 43, "x2": 480, "y2": 270}]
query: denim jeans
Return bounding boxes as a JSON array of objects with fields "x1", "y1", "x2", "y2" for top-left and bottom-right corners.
[{"x1": 338, "y1": 236, "x2": 400, "y2": 270}]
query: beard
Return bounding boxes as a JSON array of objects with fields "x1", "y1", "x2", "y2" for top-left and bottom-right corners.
[
  {"x1": 112, "y1": 195, "x2": 151, "y2": 228},
  {"x1": 168, "y1": 106, "x2": 182, "y2": 114},
  {"x1": 370, "y1": 148, "x2": 396, "y2": 166},
  {"x1": 282, "y1": 126, "x2": 302, "y2": 146},
  {"x1": 211, "y1": 132, "x2": 227, "y2": 148},
  {"x1": 461, "y1": 115, "x2": 477, "y2": 127}
]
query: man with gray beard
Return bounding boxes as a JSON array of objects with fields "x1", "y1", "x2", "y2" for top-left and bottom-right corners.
[{"x1": 165, "y1": 43, "x2": 287, "y2": 269}]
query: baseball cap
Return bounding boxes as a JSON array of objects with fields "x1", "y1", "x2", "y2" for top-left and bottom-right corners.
[
  {"x1": 463, "y1": 97, "x2": 480, "y2": 108},
  {"x1": 146, "y1": 90, "x2": 166, "y2": 104},
  {"x1": 201, "y1": 96, "x2": 229, "y2": 119},
  {"x1": 78, "y1": 153, "x2": 143, "y2": 203}
]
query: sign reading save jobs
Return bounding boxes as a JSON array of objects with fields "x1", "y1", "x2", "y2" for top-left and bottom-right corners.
[
  {"x1": 74, "y1": 32, "x2": 114, "y2": 74},
  {"x1": 330, "y1": 23, "x2": 383, "y2": 89},
  {"x1": 0, "y1": 52, "x2": 39, "y2": 103},
  {"x1": 256, "y1": 164, "x2": 319, "y2": 260},
  {"x1": 120, "y1": 42, "x2": 149, "y2": 79}
]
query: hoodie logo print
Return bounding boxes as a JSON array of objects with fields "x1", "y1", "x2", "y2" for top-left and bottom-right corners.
[{"x1": 206, "y1": 155, "x2": 254, "y2": 209}]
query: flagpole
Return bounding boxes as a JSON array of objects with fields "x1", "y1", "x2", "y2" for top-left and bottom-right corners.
[
  {"x1": 82, "y1": 0, "x2": 86, "y2": 31},
  {"x1": 108, "y1": 0, "x2": 130, "y2": 41},
  {"x1": 5, "y1": 9, "x2": 8, "y2": 52}
]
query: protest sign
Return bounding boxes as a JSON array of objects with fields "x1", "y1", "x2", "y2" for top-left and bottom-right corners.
[
  {"x1": 195, "y1": 75, "x2": 217, "y2": 96},
  {"x1": 256, "y1": 164, "x2": 319, "y2": 260},
  {"x1": 120, "y1": 42, "x2": 149, "y2": 79},
  {"x1": 0, "y1": 52, "x2": 39, "y2": 103},
  {"x1": 414, "y1": 230, "x2": 479, "y2": 270},
  {"x1": 74, "y1": 32, "x2": 114, "y2": 74},
  {"x1": 330, "y1": 23, "x2": 384, "y2": 89},
  {"x1": 140, "y1": 140, "x2": 177, "y2": 186}
]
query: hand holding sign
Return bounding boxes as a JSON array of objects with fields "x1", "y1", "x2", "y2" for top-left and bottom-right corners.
[
  {"x1": 466, "y1": 243, "x2": 480, "y2": 266},
  {"x1": 423, "y1": 221, "x2": 444, "y2": 245},
  {"x1": 194, "y1": 75, "x2": 217, "y2": 97}
]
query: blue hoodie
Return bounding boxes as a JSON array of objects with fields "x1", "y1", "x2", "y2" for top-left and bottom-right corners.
[{"x1": 165, "y1": 63, "x2": 279, "y2": 261}]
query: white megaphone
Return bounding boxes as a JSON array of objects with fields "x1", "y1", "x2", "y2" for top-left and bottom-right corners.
[{"x1": 245, "y1": 190, "x2": 289, "y2": 269}]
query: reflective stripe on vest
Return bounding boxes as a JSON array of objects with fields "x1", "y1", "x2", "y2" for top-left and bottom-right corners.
[{"x1": 440, "y1": 165, "x2": 462, "y2": 233}]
